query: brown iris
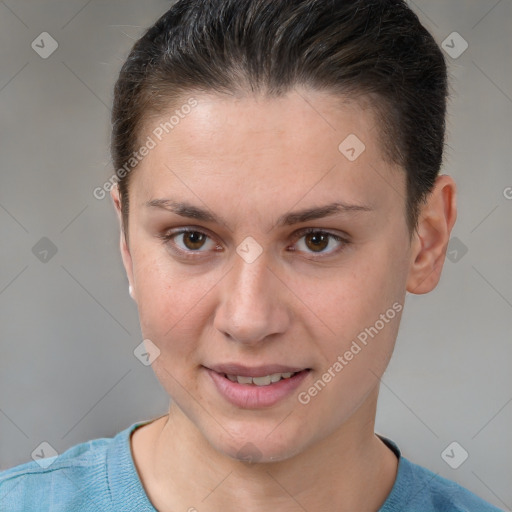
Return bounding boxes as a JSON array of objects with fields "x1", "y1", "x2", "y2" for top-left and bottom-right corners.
[
  {"x1": 304, "y1": 232, "x2": 329, "y2": 252},
  {"x1": 182, "y1": 231, "x2": 207, "y2": 250}
]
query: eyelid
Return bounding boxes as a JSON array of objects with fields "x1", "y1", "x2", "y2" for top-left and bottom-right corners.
[{"x1": 291, "y1": 226, "x2": 350, "y2": 242}]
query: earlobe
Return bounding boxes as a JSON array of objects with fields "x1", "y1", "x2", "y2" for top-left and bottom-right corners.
[{"x1": 406, "y1": 175, "x2": 457, "y2": 295}]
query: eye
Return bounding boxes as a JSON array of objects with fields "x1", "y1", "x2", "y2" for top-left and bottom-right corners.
[
  {"x1": 159, "y1": 228, "x2": 220, "y2": 258},
  {"x1": 289, "y1": 227, "x2": 349, "y2": 259}
]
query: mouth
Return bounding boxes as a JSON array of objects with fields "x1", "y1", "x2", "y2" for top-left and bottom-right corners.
[{"x1": 203, "y1": 364, "x2": 312, "y2": 408}]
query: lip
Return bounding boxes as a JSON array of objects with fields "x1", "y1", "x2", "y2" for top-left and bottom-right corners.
[
  {"x1": 205, "y1": 363, "x2": 309, "y2": 378},
  {"x1": 204, "y1": 366, "x2": 311, "y2": 409}
]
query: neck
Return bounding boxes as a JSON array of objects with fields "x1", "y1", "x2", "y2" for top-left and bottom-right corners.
[{"x1": 136, "y1": 389, "x2": 398, "y2": 512}]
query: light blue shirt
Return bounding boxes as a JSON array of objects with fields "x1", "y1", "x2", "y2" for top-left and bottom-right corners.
[{"x1": 0, "y1": 420, "x2": 503, "y2": 511}]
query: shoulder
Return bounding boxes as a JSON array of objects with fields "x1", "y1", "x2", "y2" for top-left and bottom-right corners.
[
  {"x1": 0, "y1": 422, "x2": 139, "y2": 512},
  {"x1": 399, "y1": 457, "x2": 503, "y2": 511},
  {"x1": 379, "y1": 437, "x2": 504, "y2": 512}
]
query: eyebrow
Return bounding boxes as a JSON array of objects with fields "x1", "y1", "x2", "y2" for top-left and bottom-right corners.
[{"x1": 145, "y1": 198, "x2": 374, "y2": 228}]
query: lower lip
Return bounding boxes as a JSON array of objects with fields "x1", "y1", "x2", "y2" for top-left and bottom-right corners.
[{"x1": 205, "y1": 367, "x2": 311, "y2": 409}]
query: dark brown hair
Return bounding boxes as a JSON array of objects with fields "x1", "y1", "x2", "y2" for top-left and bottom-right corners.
[{"x1": 111, "y1": 0, "x2": 448, "y2": 238}]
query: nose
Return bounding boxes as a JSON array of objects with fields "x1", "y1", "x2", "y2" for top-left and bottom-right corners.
[{"x1": 213, "y1": 250, "x2": 291, "y2": 346}]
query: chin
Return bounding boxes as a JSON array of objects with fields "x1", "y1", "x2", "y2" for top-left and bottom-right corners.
[{"x1": 207, "y1": 422, "x2": 313, "y2": 465}]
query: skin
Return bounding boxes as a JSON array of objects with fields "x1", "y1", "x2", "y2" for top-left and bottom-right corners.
[{"x1": 110, "y1": 87, "x2": 457, "y2": 512}]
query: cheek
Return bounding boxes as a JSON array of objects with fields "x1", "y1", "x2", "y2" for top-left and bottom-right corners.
[
  {"x1": 308, "y1": 257, "x2": 402, "y2": 338},
  {"x1": 132, "y1": 250, "x2": 220, "y2": 355},
  {"x1": 132, "y1": 252, "x2": 188, "y2": 340},
  {"x1": 309, "y1": 246, "x2": 407, "y2": 374}
]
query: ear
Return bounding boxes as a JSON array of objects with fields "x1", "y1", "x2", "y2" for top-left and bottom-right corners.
[
  {"x1": 406, "y1": 174, "x2": 457, "y2": 294},
  {"x1": 110, "y1": 184, "x2": 136, "y2": 301}
]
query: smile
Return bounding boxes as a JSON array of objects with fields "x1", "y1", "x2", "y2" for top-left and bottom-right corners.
[
  {"x1": 224, "y1": 372, "x2": 299, "y2": 386},
  {"x1": 204, "y1": 366, "x2": 312, "y2": 408}
]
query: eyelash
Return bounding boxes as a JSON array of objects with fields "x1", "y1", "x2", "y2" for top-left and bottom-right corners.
[{"x1": 158, "y1": 227, "x2": 350, "y2": 261}]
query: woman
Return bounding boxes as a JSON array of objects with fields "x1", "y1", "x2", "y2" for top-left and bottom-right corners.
[{"x1": 0, "y1": 0, "x2": 503, "y2": 510}]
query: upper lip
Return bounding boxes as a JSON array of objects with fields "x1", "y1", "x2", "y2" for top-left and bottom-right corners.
[{"x1": 205, "y1": 363, "x2": 309, "y2": 378}]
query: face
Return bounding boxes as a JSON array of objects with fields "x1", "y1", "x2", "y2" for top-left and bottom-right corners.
[{"x1": 115, "y1": 88, "x2": 415, "y2": 462}]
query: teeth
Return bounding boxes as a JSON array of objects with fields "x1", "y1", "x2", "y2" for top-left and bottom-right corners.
[
  {"x1": 226, "y1": 372, "x2": 298, "y2": 386},
  {"x1": 252, "y1": 375, "x2": 272, "y2": 386}
]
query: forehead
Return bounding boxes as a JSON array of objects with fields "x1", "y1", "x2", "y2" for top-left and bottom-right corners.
[
  {"x1": 142, "y1": 89, "x2": 378, "y2": 157},
  {"x1": 132, "y1": 88, "x2": 404, "y2": 214}
]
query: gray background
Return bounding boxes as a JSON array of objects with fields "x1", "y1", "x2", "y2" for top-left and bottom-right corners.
[{"x1": 0, "y1": 0, "x2": 511, "y2": 509}]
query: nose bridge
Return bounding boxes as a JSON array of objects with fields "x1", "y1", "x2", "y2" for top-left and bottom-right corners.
[{"x1": 215, "y1": 248, "x2": 288, "y2": 344}]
